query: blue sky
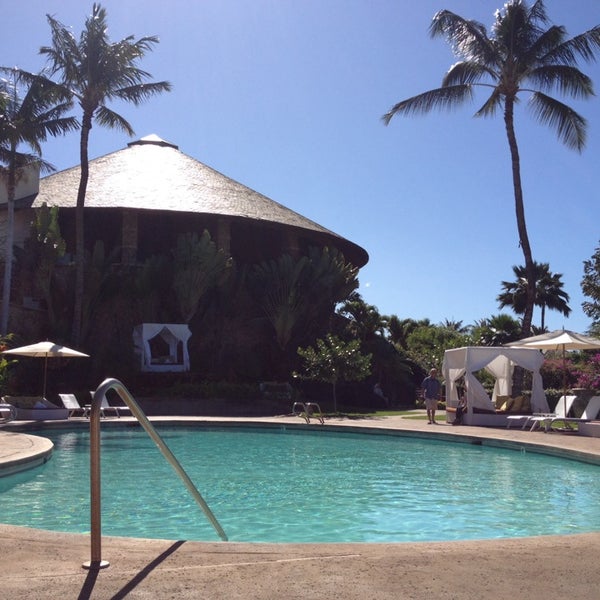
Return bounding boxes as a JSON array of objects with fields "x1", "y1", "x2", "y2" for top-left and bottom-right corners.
[{"x1": 3, "y1": 1, "x2": 599, "y2": 333}]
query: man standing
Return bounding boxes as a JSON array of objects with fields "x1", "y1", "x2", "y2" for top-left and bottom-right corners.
[{"x1": 422, "y1": 368, "x2": 441, "y2": 424}]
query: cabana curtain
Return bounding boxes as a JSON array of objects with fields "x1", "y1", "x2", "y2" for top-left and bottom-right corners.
[{"x1": 442, "y1": 346, "x2": 548, "y2": 413}]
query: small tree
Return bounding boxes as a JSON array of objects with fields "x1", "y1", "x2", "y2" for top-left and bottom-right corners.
[
  {"x1": 582, "y1": 241, "x2": 600, "y2": 332},
  {"x1": 296, "y1": 334, "x2": 371, "y2": 413}
]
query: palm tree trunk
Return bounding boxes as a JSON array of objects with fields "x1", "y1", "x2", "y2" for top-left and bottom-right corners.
[
  {"x1": 332, "y1": 380, "x2": 337, "y2": 413},
  {"x1": 72, "y1": 116, "x2": 92, "y2": 345},
  {"x1": 541, "y1": 304, "x2": 546, "y2": 332},
  {"x1": 1, "y1": 156, "x2": 17, "y2": 335},
  {"x1": 503, "y1": 98, "x2": 535, "y2": 338}
]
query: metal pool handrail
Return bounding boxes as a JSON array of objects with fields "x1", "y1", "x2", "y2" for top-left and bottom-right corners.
[{"x1": 83, "y1": 377, "x2": 228, "y2": 570}]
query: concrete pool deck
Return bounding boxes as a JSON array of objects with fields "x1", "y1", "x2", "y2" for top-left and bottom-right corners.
[{"x1": 1, "y1": 413, "x2": 600, "y2": 599}]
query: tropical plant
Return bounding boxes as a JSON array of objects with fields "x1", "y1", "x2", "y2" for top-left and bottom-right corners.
[
  {"x1": 404, "y1": 321, "x2": 468, "y2": 371},
  {"x1": 172, "y1": 231, "x2": 231, "y2": 323},
  {"x1": 134, "y1": 254, "x2": 173, "y2": 322},
  {"x1": 0, "y1": 69, "x2": 75, "y2": 334},
  {"x1": 30, "y1": 204, "x2": 67, "y2": 332},
  {"x1": 80, "y1": 239, "x2": 122, "y2": 343},
  {"x1": 441, "y1": 319, "x2": 470, "y2": 334},
  {"x1": 337, "y1": 292, "x2": 386, "y2": 341},
  {"x1": 498, "y1": 262, "x2": 571, "y2": 330},
  {"x1": 251, "y1": 247, "x2": 358, "y2": 352},
  {"x1": 383, "y1": 0, "x2": 600, "y2": 337},
  {"x1": 472, "y1": 313, "x2": 522, "y2": 346},
  {"x1": 36, "y1": 3, "x2": 171, "y2": 344},
  {"x1": 0, "y1": 333, "x2": 16, "y2": 396},
  {"x1": 581, "y1": 240, "x2": 600, "y2": 330},
  {"x1": 295, "y1": 333, "x2": 372, "y2": 412},
  {"x1": 252, "y1": 253, "x2": 310, "y2": 351},
  {"x1": 386, "y1": 316, "x2": 431, "y2": 351},
  {"x1": 336, "y1": 295, "x2": 415, "y2": 405}
]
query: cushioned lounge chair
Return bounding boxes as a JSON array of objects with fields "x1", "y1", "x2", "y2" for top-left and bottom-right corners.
[
  {"x1": 536, "y1": 395, "x2": 600, "y2": 432},
  {"x1": 59, "y1": 393, "x2": 88, "y2": 418}
]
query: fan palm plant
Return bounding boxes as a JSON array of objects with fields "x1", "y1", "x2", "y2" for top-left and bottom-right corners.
[
  {"x1": 383, "y1": 0, "x2": 600, "y2": 337},
  {"x1": 498, "y1": 262, "x2": 571, "y2": 330}
]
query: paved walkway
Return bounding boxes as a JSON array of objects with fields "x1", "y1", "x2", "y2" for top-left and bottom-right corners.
[{"x1": 1, "y1": 414, "x2": 600, "y2": 599}]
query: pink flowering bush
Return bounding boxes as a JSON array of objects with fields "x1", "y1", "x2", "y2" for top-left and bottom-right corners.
[
  {"x1": 540, "y1": 357, "x2": 575, "y2": 390},
  {"x1": 573, "y1": 352, "x2": 600, "y2": 390}
]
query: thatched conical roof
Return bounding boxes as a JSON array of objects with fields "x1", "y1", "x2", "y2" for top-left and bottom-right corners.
[{"x1": 33, "y1": 135, "x2": 368, "y2": 266}]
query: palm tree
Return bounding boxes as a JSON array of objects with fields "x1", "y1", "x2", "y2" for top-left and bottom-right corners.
[
  {"x1": 383, "y1": 1, "x2": 600, "y2": 337},
  {"x1": 498, "y1": 262, "x2": 571, "y2": 330},
  {"x1": 473, "y1": 314, "x2": 522, "y2": 346},
  {"x1": 0, "y1": 69, "x2": 76, "y2": 335},
  {"x1": 337, "y1": 292, "x2": 386, "y2": 341},
  {"x1": 38, "y1": 3, "x2": 171, "y2": 344},
  {"x1": 441, "y1": 318, "x2": 470, "y2": 334},
  {"x1": 386, "y1": 316, "x2": 430, "y2": 351}
]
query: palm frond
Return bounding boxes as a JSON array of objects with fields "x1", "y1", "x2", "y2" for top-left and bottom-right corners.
[
  {"x1": 114, "y1": 81, "x2": 173, "y2": 105},
  {"x1": 528, "y1": 64, "x2": 594, "y2": 98},
  {"x1": 546, "y1": 26, "x2": 600, "y2": 64},
  {"x1": 475, "y1": 88, "x2": 503, "y2": 117},
  {"x1": 94, "y1": 105, "x2": 134, "y2": 135},
  {"x1": 526, "y1": 25, "x2": 566, "y2": 64},
  {"x1": 443, "y1": 61, "x2": 497, "y2": 86},
  {"x1": 430, "y1": 10, "x2": 496, "y2": 66},
  {"x1": 528, "y1": 92, "x2": 587, "y2": 151},
  {"x1": 382, "y1": 85, "x2": 472, "y2": 124},
  {"x1": 528, "y1": 0, "x2": 550, "y2": 26}
]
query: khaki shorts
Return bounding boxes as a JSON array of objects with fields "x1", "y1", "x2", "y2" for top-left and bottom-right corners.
[{"x1": 424, "y1": 397, "x2": 438, "y2": 411}]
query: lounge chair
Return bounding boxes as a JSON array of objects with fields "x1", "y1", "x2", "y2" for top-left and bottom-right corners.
[
  {"x1": 87, "y1": 392, "x2": 131, "y2": 418},
  {"x1": 525, "y1": 395, "x2": 576, "y2": 431},
  {"x1": 537, "y1": 395, "x2": 600, "y2": 433},
  {"x1": 0, "y1": 402, "x2": 17, "y2": 422},
  {"x1": 58, "y1": 394, "x2": 88, "y2": 418}
]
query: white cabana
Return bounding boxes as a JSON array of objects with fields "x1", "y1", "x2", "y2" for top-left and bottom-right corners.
[
  {"x1": 133, "y1": 324, "x2": 192, "y2": 372},
  {"x1": 442, "y1": 346, "x2": 549, "y2": 426}
]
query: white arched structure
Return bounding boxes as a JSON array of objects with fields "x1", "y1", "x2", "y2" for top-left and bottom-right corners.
[
  {"x1": 133, "y1": 324, "x2": 191, "y2": 372},
  {"x1": 442, "y1": 346, "x2": 549, "y2": 426}
]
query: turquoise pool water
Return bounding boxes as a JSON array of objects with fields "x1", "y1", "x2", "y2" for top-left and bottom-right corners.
[{"x1": 1, "y1": 426, "x2": 599, "y2": 543}]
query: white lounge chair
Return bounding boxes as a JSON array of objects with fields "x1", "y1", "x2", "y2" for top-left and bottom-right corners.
[
  {"x1": 58, "y1": 393, "x2": 88, "y2": 418},
  {"x1": 0, "y1": 402, "x2": 17, "y2": 422},
  {"x1": 538, "y1": 395, "x2": 600, "y2": 432},
  {"x1": 525, "y1": 395, "x2": 577, "y2": 432},
  {"x1": 87, "y1": 392, "x2": 131, "y2": 418}
]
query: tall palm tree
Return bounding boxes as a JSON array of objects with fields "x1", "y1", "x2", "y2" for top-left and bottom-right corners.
[
  {"x1": 498, "y1": 262, "x2": 571, "y2": 330},
  {"x1": 0, "y1": 69, "x2": 76, "y2": 335},
  {"x1": 38, "y1": 3, "x2": 171, "y2": 344},
  {"x1": 383, "y1": 0, "x2": 600, "y2": 337}
]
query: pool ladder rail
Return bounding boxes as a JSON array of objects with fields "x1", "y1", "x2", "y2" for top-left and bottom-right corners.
[
  {"x1": 292, "y1": 401, "x2": 324, "y2": 424},
  {"x1": 84, "y1": 377, "x2": 228, "y2": 571}
]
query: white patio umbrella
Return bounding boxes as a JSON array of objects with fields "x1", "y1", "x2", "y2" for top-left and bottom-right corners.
[
  {"x1": 2, "y1": 341, "x2": 89, "y2": 398},
  {"x1": 508, "y1": 329, "x2": 600, "y2": 416}
]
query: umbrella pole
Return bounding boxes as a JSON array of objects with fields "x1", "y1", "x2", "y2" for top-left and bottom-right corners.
[
  {"x1": 562, "y1": 345, "x2": 567, "y2": 417},
  {"x1": 43, "y1": 355, "x2": 48, "y2": 399}
]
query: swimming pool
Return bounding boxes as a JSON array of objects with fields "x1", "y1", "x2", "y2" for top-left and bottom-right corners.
[{"x1": 1, "y1": 425, "x2": 599, "y2": 543}]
